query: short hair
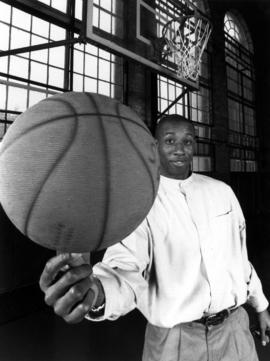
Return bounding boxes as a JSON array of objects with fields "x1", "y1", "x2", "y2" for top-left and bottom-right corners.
[{"x1": 155, "y1": 114, "x2": 195, "y2": 139}]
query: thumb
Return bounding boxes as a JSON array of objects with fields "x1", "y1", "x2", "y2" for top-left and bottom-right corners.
[{"x1": 69, "y1": 252, "x2": 91, "y2": 266}]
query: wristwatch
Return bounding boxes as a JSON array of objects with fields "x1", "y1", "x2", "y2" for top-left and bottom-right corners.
[
  {"x1": 85, "y1": 301, "x2": 105, "y2": 319},
  {"x1": 84, "y1": 274, "x2": 106, "y2": 319}
]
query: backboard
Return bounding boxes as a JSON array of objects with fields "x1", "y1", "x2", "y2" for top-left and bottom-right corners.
[{"x1": 83, "y1": 0, "x2": 211, "y2": 90}]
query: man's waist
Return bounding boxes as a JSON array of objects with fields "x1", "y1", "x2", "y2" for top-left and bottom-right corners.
[{"x1": 193, "y1": 306, "x2": 239, "y2": 326}]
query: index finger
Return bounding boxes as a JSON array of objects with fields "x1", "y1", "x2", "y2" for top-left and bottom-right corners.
[{"x1": 39, "y1": 253, "x2": 74, "y2": 292}]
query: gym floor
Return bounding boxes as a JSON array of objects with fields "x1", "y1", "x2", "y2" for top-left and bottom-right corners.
[{"x1": 0, "y1": 306, "x2": 270, "y2": 361}]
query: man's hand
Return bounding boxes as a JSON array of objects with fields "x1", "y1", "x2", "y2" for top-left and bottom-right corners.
[
  {"x1": 257, "y1": 309, "x2": 270, "y2": 346},
  {"x1": 39, "y1": 253, "x2": 105, "y2": 324}
]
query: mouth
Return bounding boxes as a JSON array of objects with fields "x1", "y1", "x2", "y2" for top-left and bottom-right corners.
[{"x1": 171, "y1": 159, "x2": 187, "y2": 167}]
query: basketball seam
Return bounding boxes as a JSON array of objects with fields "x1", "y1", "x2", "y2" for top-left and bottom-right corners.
[
  {"x1": 117, "y1": 102, "x2": 158, "y2": 203},
  {"x1": 23, "y1": 98, "x2": 80, "y2": 245},
  {"x1": 0, "y1": 114, "x2": 151, "y2": 157},
  {"x1": 84, "y1": 93, "x2": 110, "y2": 251},
  {"x1": 90, "y1": 101, "x2": 159, "y2": 250}
]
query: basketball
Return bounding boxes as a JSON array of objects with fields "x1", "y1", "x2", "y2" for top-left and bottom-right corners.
[{"x1": 0, "y1": 92, "x2": 160, "y2": 253}]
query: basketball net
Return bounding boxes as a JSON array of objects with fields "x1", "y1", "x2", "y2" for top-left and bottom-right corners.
[{"x1": 161, "y1": 12, "x2": 212, "y2": 81}]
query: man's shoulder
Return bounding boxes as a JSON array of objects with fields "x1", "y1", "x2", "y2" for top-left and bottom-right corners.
[{"x1": 192, "y1": 173, "x2": 231, "y2": 191}]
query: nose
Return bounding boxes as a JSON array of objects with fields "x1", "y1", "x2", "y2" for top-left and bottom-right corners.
[{"x1": 173, "y1": 142, "x2": 185, "y2": 154}]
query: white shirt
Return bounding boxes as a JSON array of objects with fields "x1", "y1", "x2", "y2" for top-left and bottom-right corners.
[{"x1": 93, "y1": 173, "x2": 268, "y2": 327}]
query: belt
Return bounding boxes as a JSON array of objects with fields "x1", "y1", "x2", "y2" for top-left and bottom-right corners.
[{"x1": 194, "y1": 307, "x2": 238, "y2": 327}]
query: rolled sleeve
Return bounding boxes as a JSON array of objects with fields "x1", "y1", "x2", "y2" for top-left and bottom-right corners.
[{"x1": 247, "y1": 264, "x2": 269, "y2": 312}]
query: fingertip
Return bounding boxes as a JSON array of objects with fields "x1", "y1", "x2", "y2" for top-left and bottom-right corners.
[{"x1": 59, "y1": 252, "x2": 72, "y2": 262}]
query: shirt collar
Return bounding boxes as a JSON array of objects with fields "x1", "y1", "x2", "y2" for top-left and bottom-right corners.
[{"x1": 160, "y1": 173, "x2": 194, "y2": 190}]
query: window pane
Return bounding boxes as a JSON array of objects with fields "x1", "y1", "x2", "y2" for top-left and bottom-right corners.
[
  {"x1": 32, "y1": 17, "x2": 49, "y2": 37},
  {"x1": 10, "y1": 56, "x2": 29, "y2": 78},
  {"x1": 99, "y1": 49, "x2": 111, "y2": 60},
  {"x1": 0, "y1": 57, "x2": 8, "y2": 73},
  {"x1": 244, "y1": 106, "x2": 255, "y2": 136},
  {"x1": 228, "y1": 99, "x2": 243, "y2": 132},
  {"x1": 85, "y1": 54, "x2": 98, "y2": 78},
  {"x1": 168, "y1": 84, "x2": 175, "y2": 101},
  {"x1": 12, "y1": 8, "x2": 31, "y2": 31},
  {"x1": 100, "y1": 0, "x2": 112, "y2": 11},
  {"x1": 93, "y1": 6, "x2": 99, "y2": 28},
  {"x1": 49, "y1": 46, "x2": 65, "y2": 68},
  {"x1": 73, "y1": 73, "x2": 84, "y2": 91},
  {"x1": 8, "y1": 86, "x2": 27, "y2": 112},
  {"x1": 246, "y1": 160, "x2": 257, "y2": 172},
  {"x1": 0, "y1": 2, "x2": 11, "y2": 23},
  {"x1": 98, "y1": 59, "x2": 111, "y2": 81},
  {"x1": 159, "y1": 80, "x2": 167, "y2": 99},
  {"x1": 29, "y1": 91, "x2": 47, "y2": 107},
  {"x1": 73, "y1": 50, "x2": 84, "y2": 73},
  {"x1": 51, "y1": 0, "x2": 67, "y2": 13},
  {"x1": 0, "y1": 84, "x2": 7, "y2": 108},
  {"x1": 75, "y1": 0, "x2": 83, "y2": 20},
  {"x1": 192, "y1": 156, "x2": 212, "y2": 172},
  {"x1": 98, "y1": 81, "x2": 110, "y2": 96},
  {"x1": 30, "y1": 61, "x2": 48, "y2": 83},
  {"x1": 160, "y1": 99, "x2": 168, "y2": 112},
  {"x1": 0, "y1": 23, "x2": 10, "y2": 50},
  {"x1": 99, "y1": 10, "x2": 112, "y2": 33},
  {"x1": 49, "y1": 67, "x2": 64, "y2": 88},
  {"x1": 85, "y1": 77, "x2": 97, "y2": 92},
  {"x1": 50, "y1": 24, "x2": 66, "y2": 41},
  {"x1": 11, "y1": 28, "x2": 30, "y2": 50},
  {"x1": 85, "y1": 43, "x2": 98, "y2": 56}
]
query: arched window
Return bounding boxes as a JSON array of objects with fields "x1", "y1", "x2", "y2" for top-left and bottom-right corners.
[
  {"x1": 156, "y1": 0, "x2": 212, "y2": 173},
  {"x1": 224, "y1": 11, "x2": 257, "y2": 172}
]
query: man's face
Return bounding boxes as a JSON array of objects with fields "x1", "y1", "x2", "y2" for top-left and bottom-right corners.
[{"x1": 156, "y1": 120, "x2": 196, "y2": 180}]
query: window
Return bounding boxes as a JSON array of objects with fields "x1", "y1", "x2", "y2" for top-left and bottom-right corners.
[
  {"x1": 92, "y1": 0, "x2": 124, "y2": 37},
  {"x1": 72, "y1": 43, "x2": 123, "y2": 101},
  {"x1": 224, "y1": 11, "x2": 257, "y2": 172},
  {"x1": 0, "y1": 3, "x2": 65, "y2": 139},
  {"x1": 0, "y1": 0, "x2": 124, "y2": 140},
  {"x1": 156, "y1": 0, "x2": 213, "y2": 173}
]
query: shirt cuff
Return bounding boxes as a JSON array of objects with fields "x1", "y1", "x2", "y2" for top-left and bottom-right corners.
[
  {"x1": 86, "y1": 263, "x2": 134, "y2": 321},
  {"x1": 247, "y1": 290, "x2": 269, "y2": 313}
]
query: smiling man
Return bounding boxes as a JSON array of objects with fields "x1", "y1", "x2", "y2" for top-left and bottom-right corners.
[
  {"x1": 40, "y1": 114, "x2": 270, "y2": 361},
  {"x1": 155, "y1": 114, "x2": 195, "y2": 180}
]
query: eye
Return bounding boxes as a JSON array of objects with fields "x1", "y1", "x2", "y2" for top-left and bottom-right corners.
[
  {"x1": 184, "y1": 139, "x2": 194, "y2": 146},
  {"x1": 165, "y1": 138, "x2": 175, "y2": 145}
]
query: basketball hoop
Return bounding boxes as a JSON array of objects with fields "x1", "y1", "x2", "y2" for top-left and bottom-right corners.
[{"x1": 161, "y1": 11, "x2": 212, "y2": 81}]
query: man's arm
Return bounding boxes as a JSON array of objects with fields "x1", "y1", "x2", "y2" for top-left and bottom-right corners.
[
  {"x1": 39, "y1": 219, "x2": 151, "y2": 323},
  {"x1": 229, "y1": 187, "x2": 270, "y2": 346},
  {"x1": 90, "y1": 219, "x2": 151, "y2": 320}
]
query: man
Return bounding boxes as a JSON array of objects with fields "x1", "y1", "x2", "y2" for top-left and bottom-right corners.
[{"x1": 40, "y1": 114, "x2": 270, "y2": 361}]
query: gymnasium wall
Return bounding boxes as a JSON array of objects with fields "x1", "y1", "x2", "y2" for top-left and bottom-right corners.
[{"x1": 208, "y1": 0, "x2": 270, "y2": 299}]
